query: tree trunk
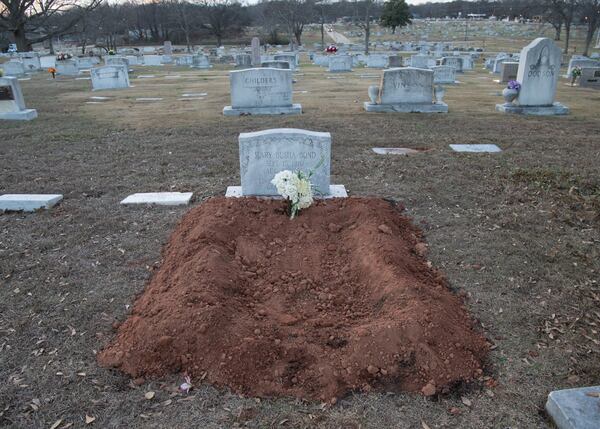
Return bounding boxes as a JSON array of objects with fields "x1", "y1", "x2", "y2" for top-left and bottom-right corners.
[
  {"x1": 564, "y1": 25, "x2": 571, "y2": 54},
  {"x1": 364, "y1": 6, "x2": 371, "y2": 54},
  {"x1": 12, "y1": 24, "x2": 31, "y2": 51},
  {"x1": 582, "y1": 19, "x2": 598, "y2": 57},
  {"x1": 320, "y1": 20, "x2": 324, "y2": 49},
  {"x1": 554, "y1": 22, "x2": 562, "y2": 41},
  {"x1": 216, "y1": 34, "x2": 222, "y2": 47},
  {"x1": 49, "y1": 37, "x2": 55, "y2": 55}
]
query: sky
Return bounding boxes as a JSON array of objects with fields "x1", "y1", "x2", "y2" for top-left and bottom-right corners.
[{"x1": 407, "y1": 0, "x2": 453, "y2": 3}]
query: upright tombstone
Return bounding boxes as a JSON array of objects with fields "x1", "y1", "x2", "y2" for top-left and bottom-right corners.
[
  {"x1": 251, "y1": 37, "x2": 261, "y2": 66},
  {"x1": 366, "y1": 54, "x2": 389, "y2": 68},
  {"x1": 56, "y1": 59, "x2": 80, "y2": 76},
  {"x1": 441, "y1": 56, "x2": 463, "y2": 72},
  {"x1": 410, "y1": 55, "x2": 435, "y2": 69},
  {"x1": 492, "y1": 55, "x2": 510, "y2": 73},
  {"x1": 460, "y1": 55, "x2": 474, "y2": 70},
  {"x1": 21, "y1": 54, "x2": 41, "y2": 72},
  {"x1": 328, "y1": 55, "x2": 353, "y2": 73},
  {"x1": 40, "y1": 55, "x2": 56, "y2": 69},
  {"x1": 364, "y1": 67, "x2": 448, "y2": 113},
  {"x1": 77, "y1": 56, "x2": 99, "y2": 69},
  {"x1": 579, "y1": 67, "x2": 600, "y2": 89},
  {"x1": 500, "y1": 61, "x2": 519, "y2": 83},
  {"x1": 191, "y1": 54, "x2": 211, "y2": 69},
  {"x1": 223, "y1": 68, "x2": 301, "y2": 116},
  {"x1": 566, "y1": 57, "x2": 600, "y2": 77},
  {"x1": 432, "y1": 65, "x2": 457, "y2": 84},
  {"x1": 105, "y1": 56, "x2": 129, "y2": 67},
  {"x1": 235, "y1": 53, "x2": 253, "y2": 68},
  {"x1": 164, "y1": 41, "x2": 173, "y2": 56},
  {"x1": 175, "y1": 55, "x2": 193, "y2": 66},
  {"x1": 388, "y1": 55, "x2": 403, "y2": 68},
  {"x1": 3, "y1": 60, "x2": 26, "y2": 77},
  {"x1": 273, "y1": 53, "x2": 297, "y2": 70},
  {"x1": 226, "y1": 128, "x2": 345, "y2": 198},
  {"x1": 91, "y1": 65, "x2": 130, "y2": 91},
  {"x1": 125, "y1": 55, "x2": 140, "y2": 66},
  {"x1": 143, "y1": 55, "x2": 163, "y2": 66},
  {"x1": 497, "y1": 38, "x2": 568, "y2": 115},
  {"x1": 261, "y1": 61, "x2": 290, "y2": 69},
  {"x1": 0, "y1": 77, "x2": 38, "y2": 120}
]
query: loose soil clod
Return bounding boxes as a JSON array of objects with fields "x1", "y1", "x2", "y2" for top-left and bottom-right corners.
[{"x1": 98, "y1": 197, "x2": 488, "y2": 401}]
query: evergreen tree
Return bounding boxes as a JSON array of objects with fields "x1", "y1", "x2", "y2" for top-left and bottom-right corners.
[{"x1": 380, "y1": 0, "x2": 412, "y2": 34}]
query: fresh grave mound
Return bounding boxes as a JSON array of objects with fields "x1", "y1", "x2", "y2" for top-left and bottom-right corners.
[{"x1": 98, "y1": 197, "x2": 488, "y2": 402}]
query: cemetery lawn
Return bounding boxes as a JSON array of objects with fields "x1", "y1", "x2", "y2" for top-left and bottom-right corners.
[{"x1": 1, "y1": 62, "x2": 600, "y2": 428}]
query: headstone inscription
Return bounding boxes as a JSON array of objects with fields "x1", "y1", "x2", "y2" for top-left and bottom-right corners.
[
  {"x1": 441, "y1": 56, "x2": 463, "y2": 72},
  {"x1": 91, "y1": 65, "x2": 130, "y2": 91},
  {"x1": 223, "y1": 68, "x2": 301, "y2": 116},
  {"x1": 0, "y1": 77, "x2": 38, "y2": 120},
  {"x1": 225, "y1": 128, "x2": 346, "y2": 198},
  {"x1": 496, "y1": 38, "x2": 569, "y2": 115},
  {"x1": 364, "y1": 67, "x2": 448, "y2": 113}
]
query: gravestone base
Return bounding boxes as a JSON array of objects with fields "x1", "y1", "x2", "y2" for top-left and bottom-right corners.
[
  {"x1": 495, "y1": 102, "x2": 569, "y2": 116},
  {"x1": 546, "y1": 385, "x2": 600, "y2": 429},
  {"x1": 223, "y1": 104, "x2": 302, "y2": 116},
  {"x1": 364, "y1": 102, "x2": 448, "y2": 113},
  {"x1": 0, "y1": 109, "x2": 38, "y2": 121},
  {"x1": 225, "y1": 184, "x2": 347, "y2": 199}
]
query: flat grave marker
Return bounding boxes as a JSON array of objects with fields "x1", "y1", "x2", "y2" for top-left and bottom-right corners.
[
  {"x1": 121, "y1": 192, "x2": 193, "y2": 206},
  {"x1": 450, "y1": 144, "x2": 502, "y2": 153},
  {"x1": 0, "y1": 194, "x2": 63, "y2": 212}
]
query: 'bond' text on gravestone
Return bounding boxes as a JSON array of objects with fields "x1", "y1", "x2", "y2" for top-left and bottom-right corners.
[{"x1": 239, "y1": 129, "x2": 331, "y2": 195}]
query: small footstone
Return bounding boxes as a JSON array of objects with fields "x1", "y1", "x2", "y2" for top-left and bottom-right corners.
[
  {"x1": 182, "y1": 93, "x2": 207, "y2": 97},
  {"x1": 120, "y1": 192, "x2": 193, "y2": 206},
  {"x1": 450, "y1": 144, "x2": 502, "y2": 153},
  {"x1": 0, "y1": 194, "x2": 63, "y2": 212},
  {"x1": 137, "y1": 75, "x2": 156, "y2": 79},
  {"x1": 546, "y1": 386, "x2": 600, "y2": 429},
  {"x1": 372, "y1": 148, "x2": 425, "y2": 155},
  {"x1": 136, "y1": 98, "x2": 163, "y2": 102},
  {"x1": 90, "y1": 96, "x2": 110, "y2": 101}
]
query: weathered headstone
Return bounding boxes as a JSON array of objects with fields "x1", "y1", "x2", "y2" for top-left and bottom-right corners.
[
  {"x1": 500, "y1": 61, "x2": 519, "y2": 83},
  {"x1": 226, "y1": 128, "x2": 348, "y2": 198},
  {"x1": 261, "y1": 61, "x2": 290, "y2": 69},
  {"x1": 91, "y1": 65, "x2": 130, "y2": 91},
  {"x1": 251, "y1": 37, "x2": 261, "y2": 66},
  {"x1": 432, "y1": 65, "x2": 456, "y2": 84},
  {"x1": 497, "y1": 38, "x2": 569, "y2": 115},
  {"x1": 387, "y1": 55, "x2": 403, "y2": 67},
  {"x1": 566, "y1": 57, "x2": 600, "y2": 77},
  {"x1": 235, "y1": 53, "x2": 252, "y2": 68},
  {"x1": 40, "y1": 56, "x2": 56, "y2": 69},
  {"x1": 56, "y1": 59, "x2": 80, "y2": 76},
  {"x1": 410, "y1": 55, "x2": 435, "y2": 69},
  {"x1": 364, "y1": 67, "x2": 448, "y2": 113},
  {"x1": 105, "y1": 56, "x2": 129, "y2": 67},
  {"x1": 0, "y1": 77, "x2": 38, "y2": 120},
  {"x1": 3, "y1": 60, "x2": 26, "y2": 77},
  {"x1": 579, "y1": 67, "x2": 600, "y2": 89},
  {"x1": 328, "y1": 55, "x2": 353, "y2": 73},
  {"x1": 191, "y1": 54, "x2": 211, "y2": 69},
  {"x1": 164, "y1": 41, "x2": 173, "y2": 56},
  {"x1": 273, "y1": 53, "x2": 297, "y2": 70},
  {"x1": 175, "y1": 55, "x2": 193, "y2": 66},
  {"x1": 143, "y1": 55, "x2": 163, "y2": 66},
  {"x1": 366, "y1": 54, "x2": 388, "y2": 68},
  {"x1": 223, "y1": 68, "x2": 301, "y2": 116},
  {"x1": 441, "y1": 56, "x2": 463, "y2": 72},
  {"x1": 21, "y1": 54, "x2": 41, "y2": 71}
]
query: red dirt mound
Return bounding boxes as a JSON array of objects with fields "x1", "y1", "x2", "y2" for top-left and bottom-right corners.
[{"x1": 98, "y1": 197, "x2": 488, "y2": 402}]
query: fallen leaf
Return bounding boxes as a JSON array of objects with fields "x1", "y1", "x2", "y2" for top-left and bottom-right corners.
[
  {"x1": 421, "y1": 421, "x2": 431, "y2": 429},
  {"x1": 85, "y1": 415, "x2": 95, "y2": 424},
  {"x1": 144, "y1": 391, "x2": 155, "y2": 400},
  {"x1": 461, "y1": 397, "x2": 472, "y2": 407},
  {"x1": 50, "y1": 419, "x2": 63, "y2": 429}
]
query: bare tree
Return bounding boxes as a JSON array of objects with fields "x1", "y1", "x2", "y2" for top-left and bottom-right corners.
[
  {"x1": 271, "y1": 0, "x2": 315, "y2": 47},
  {"x1": 201, "y1": 0, "x2": 247, "y2": 47},
  {"x1": 579, "y1": 0, "x2": 600, "y2": 55},
  {"x1": 0, "y1": 0, "x2": 102, "y2": 51},
  {"x1": 545, "y1": 0, "x2": 579, "y2": 53},
  {"x1": 354, "y1": 0, "x2": 375, "y2": 54}
]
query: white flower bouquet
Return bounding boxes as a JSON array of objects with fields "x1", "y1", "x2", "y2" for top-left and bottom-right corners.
[{"x1": 271, "y1": 170, "x2": 314, "y2": 219}]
